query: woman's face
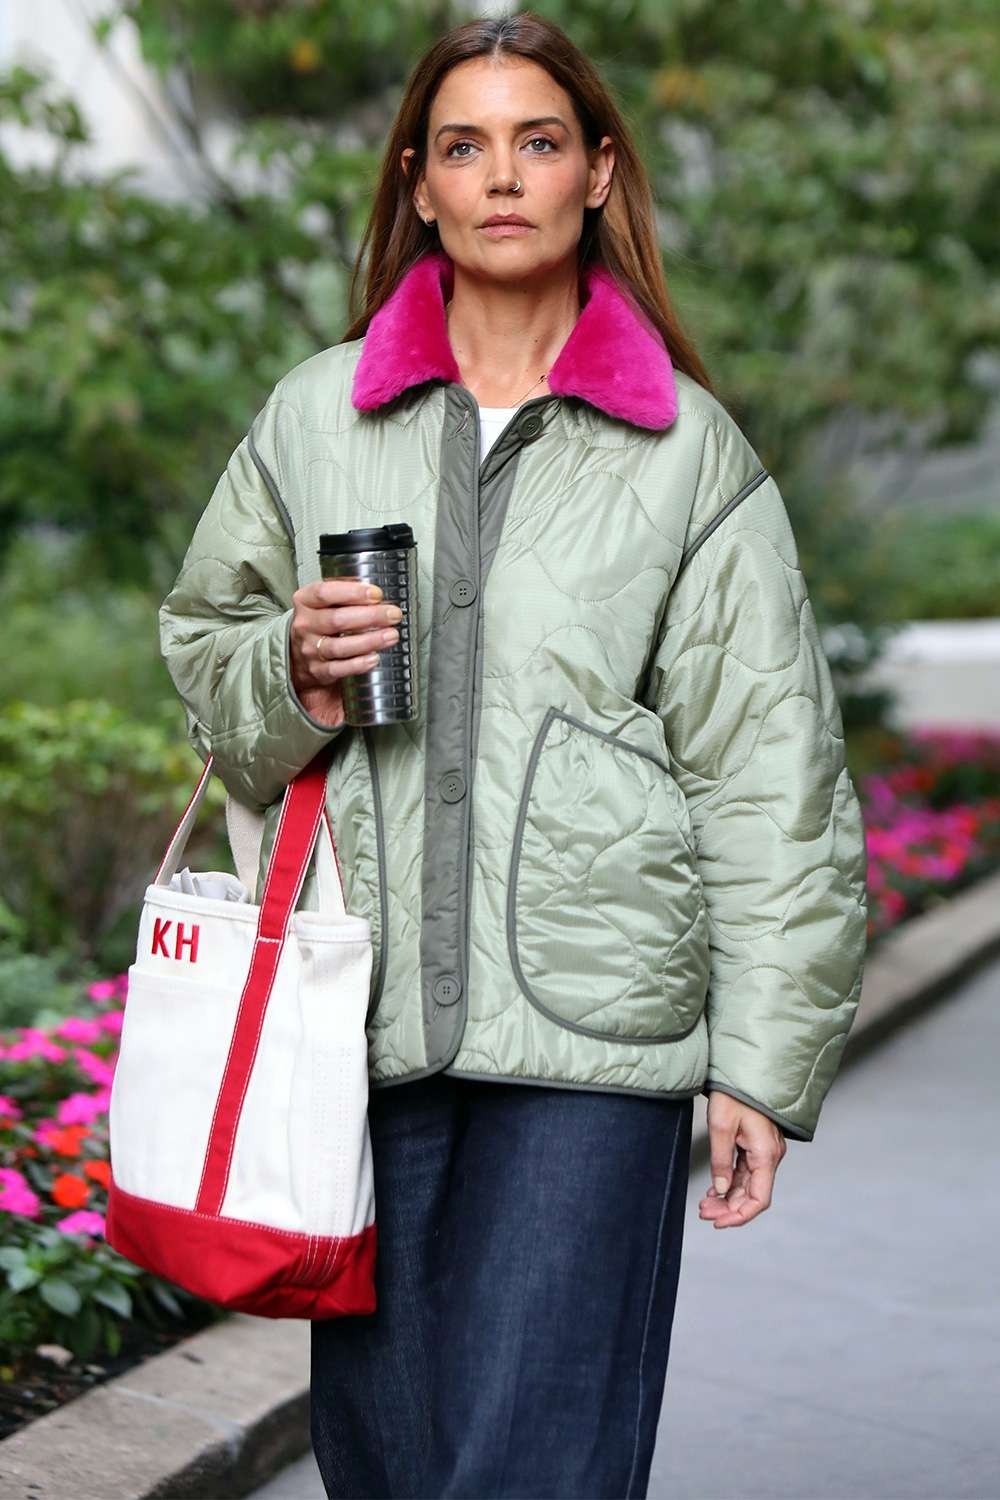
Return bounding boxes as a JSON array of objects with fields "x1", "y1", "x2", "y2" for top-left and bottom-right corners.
[{"x1": 405, "y1": 56, "x2": 614, "y2": 284}]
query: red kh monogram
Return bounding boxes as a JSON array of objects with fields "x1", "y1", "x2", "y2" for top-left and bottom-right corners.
[{"x1": 151, "y1": 918, "x2": 200, "y2": 963}]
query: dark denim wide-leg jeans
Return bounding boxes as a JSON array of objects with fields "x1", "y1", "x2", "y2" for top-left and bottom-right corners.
[{"x1": 310, "y1": 1071, "x2": 693, "y2": 1500}]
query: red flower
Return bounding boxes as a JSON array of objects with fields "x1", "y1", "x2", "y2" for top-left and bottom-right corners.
[
  {"x1": 47, "y1": 1125, "x2": 91, "y2": 1159},
  {"x1": 83, "y1": 1159, "x2": 111, "y2": 1188},
  {"x1": 51, "y1": 1172, "x2": 91, "y2": 1208}
]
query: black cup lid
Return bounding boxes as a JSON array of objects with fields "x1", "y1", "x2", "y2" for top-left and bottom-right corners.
[{"x1": 319, "y1": 523, "x2": 415, "y2": 555}]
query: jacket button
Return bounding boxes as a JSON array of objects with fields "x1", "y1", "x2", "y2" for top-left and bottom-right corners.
[
  {"x1": 518, "y1": 412, "x2": 543, "y2": 440},
  {"x1": 433, "y1": 974, "x2": 462, "y2": 1006},
  {"x1": 449, "y1": 578, "x2": 477, "y2": 607},
  {"x1": 439, "y1": 770, "x2": 466, "y2": 802}
]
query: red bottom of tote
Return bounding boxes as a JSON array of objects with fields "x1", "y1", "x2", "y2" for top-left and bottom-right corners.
[{"x1": 105, "y1": 1176, "x2": 377, "y2": 1319}]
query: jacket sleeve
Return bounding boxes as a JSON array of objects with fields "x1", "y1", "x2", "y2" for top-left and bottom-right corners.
[
  {"x1": 643, "y1": 410, "x2": 868, "y2": 1141},
  {"x1": 158, "y1": 394, "x2": 344, "y2": 811}
]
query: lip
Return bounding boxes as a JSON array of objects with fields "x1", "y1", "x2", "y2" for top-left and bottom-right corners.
[
  {"x1": 479, "y1": 223, "x2": 535, "y2": 238},
  {"x1": 478, "y1": 214, "x2": 535, "y2": 238}
]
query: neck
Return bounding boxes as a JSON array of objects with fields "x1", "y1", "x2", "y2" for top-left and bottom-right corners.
[{"x1": 445, "y1": 257, "x2": 581, "y2": 406}]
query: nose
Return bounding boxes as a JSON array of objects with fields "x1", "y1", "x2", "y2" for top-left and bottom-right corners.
[{"x1": 488, "y1": 149, "x2": 521, "y2": 195}]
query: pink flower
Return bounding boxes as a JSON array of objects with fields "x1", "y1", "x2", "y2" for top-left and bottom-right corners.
[
  {"x1": 87, "y1": 974, "x2": 129, "y2": 1007},
  {"x1": 72, "y1": 1048, "x2": 116, "y2": 1086},
  {"x1": 55, "y1": 1209, "x2": 106, "y2": 1238},
  {"x1": 33, "y1": 1117, "x2": 63, "y2": 1147},
  {"x1": 87, "y1": 979, "x2": 119, "y2": 1003},
  {"x1": 0, "y1": 1095, "x2": 23, "y2": 1123},
  {"x1": 53, "y1": 1016, "x2": 104, "y2": 1044},
  {"x1": 98, "y1": 1009, "x2": 125, "y2": 1036},
  {"x1": 56, "y1": 1091, "x2": 108, "y2": 1126},
  {"x1": 5, "y1": 1028, "x2": 67, "y2": 1063},
  {"x1": 0, "y1": 1167, "x2": 42, "y2": 1219}
]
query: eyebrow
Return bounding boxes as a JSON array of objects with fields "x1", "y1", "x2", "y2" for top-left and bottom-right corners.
[{"x1": 433, "y1": 116, "x2": 569, "y2": 143}]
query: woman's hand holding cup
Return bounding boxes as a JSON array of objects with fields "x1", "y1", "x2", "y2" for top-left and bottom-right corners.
[{"x1": 289, "y1": 579, "x2": 402, "y2": 728}]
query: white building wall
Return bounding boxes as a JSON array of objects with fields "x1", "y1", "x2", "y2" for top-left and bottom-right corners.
[{"x1": 1, "y1": 0, "x2": 204, "y2": 197}]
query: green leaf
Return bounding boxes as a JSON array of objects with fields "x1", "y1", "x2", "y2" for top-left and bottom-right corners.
[
  {"x1": 73, "y1": 1301, "x2": 102, "y2": 1360},
  {"x1": 103, "y1": 1316, "x2": 122, "y2": 1357},
  {"x1": 0, "y1": 1248, "x2": 26, "y2": 1271},
  {"x1": 92, "y1": 1279, "x2": 132, "y2": 1319},
  {"x1": 107, "y1": 1256, "x2": 144, "y2": 1277},
  {"x1": 39, "y1": 1277, "x2": 82, "y2": 1316},
  {"x1": 151, "y1": 1280, "x2": 183, "y2": 1317},
  {"x1": 8, "y1": 1266, "x2": 41, "y2": 1292}
]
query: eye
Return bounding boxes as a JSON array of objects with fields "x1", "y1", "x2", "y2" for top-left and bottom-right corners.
[
  {"x1": 524, "y1": 136, "x2": 556, "y2": 153},
  {"x1": 445, "y1": 140, "x2": 477, "y2": 158}
]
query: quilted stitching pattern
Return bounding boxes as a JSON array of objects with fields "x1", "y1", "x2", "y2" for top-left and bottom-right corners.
[
  {"x1": 159, "y1": 347, "x2": 867, "y2": 1140},
  {"x1": 508, "y1": 709, "x2": 709, "y2": 1042},
  {"x1": 643, "y1": 455, "x2": 868, "y2": 1137}
]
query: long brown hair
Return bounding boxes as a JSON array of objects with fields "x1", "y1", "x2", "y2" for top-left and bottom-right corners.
[{"x1": 341, "y1": 11, "x2": 714, "y2": 395}]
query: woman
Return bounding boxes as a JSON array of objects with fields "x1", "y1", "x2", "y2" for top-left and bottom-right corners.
[{"x1": 159, "y1": 12, "x2": 868, "y2": 1498}]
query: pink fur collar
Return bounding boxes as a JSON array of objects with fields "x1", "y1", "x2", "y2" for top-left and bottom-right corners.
[{"x1": 351, "y1": 250, "x2": 677, "y2": 431}]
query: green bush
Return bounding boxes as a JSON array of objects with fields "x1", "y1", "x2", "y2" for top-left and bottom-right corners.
[
  {"x1": 0, "y1": 948, "x2": 82, "y2": 1033},
  {"x1": 0, "y1": 1226, "x2": 222, "y2": 1363},
  {"x1": 878, "y1": 510, "x2": 1000, "y2": 622},
  {"x1": 0, "y1": 534, "x2": 173, "y2": 716},
  {"x1": 0, "y1": 700, "x2": 227, "y2": 970},
  {"x1": 1, "y1": 977, "x2": 225, "y2": 1361}
]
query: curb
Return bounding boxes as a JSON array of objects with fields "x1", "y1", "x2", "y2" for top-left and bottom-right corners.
[
  {"x1": 3, "y1": 868, "x2": 1000, "y2": 1499},
  {"x1": 0, "y1": 1312, "x2": 312, "y2": 1500}
]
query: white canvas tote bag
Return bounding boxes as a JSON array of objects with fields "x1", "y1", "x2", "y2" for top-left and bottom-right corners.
[{"x1": 105, "y1": 750, "x2": 377, "y2": 1319}]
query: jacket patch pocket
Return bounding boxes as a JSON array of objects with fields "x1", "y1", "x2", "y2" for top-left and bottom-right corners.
[{"x1": 507, "y1": 707, "x2": 710, "y2": 1044}]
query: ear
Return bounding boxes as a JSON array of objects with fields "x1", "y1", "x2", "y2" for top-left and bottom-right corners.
[
  {"x1": 402, "y1": 146, "x2": 434, "y2": 224},
  {"x1": 586, "y1": 135, "x2": 615, "y2": 211}
]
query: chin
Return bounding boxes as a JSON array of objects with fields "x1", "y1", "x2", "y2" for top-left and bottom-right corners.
[{"x1": 458, "y1": 238, "x2": 576, "y2": 283}]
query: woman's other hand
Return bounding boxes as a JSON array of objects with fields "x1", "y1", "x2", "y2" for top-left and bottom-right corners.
[
  {"x1": 289, "y1": 579, "x2": 403, "y2": 728},
  {"x1": 698, "y1": 1092, "x2": 787, "y2": 1229}
]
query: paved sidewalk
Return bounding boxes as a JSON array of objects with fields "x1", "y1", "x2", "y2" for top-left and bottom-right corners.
[
  {"x1": 854, "y1": 619, "x2": 1000, "y2": 729},
  {"x1": 256, "y1": 956, "x2": 1000, "y2": 1500},
  {"x1": 654, "y1": 954, "x2": 1000, "y2": 1500}
]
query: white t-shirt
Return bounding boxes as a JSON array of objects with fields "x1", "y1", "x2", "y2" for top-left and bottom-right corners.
[{"x1": 478, "y1": 405, "x2": 519, "y2": 462}]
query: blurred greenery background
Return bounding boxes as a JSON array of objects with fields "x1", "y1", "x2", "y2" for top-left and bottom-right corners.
[{"x1": 1, "y1": 0, "x2": 998, "y2": 982}]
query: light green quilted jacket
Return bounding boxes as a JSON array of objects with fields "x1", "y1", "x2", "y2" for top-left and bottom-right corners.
[{"x1": 159, "y1": 251, "x2": 868, "y2": 1141}]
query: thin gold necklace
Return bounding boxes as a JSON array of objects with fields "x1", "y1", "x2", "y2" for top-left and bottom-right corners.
[
  {"x1": 446, "y1": 296, "x2": 574, "y2": 405},
  {"x1": 445, "y1": 309, "x2": 549, "y2": 405},
  {"x1": 512, "y1": 370, "x2": 550, "y2": 405},
  {"x1": 476, "y1": 371, "x2": 549, "y2": 407}
]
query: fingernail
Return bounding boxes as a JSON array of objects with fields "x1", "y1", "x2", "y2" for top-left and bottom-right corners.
[
  {"x1": 713, "y1": 1176, "x2": 728, "y2": 1194},
  {"x1": 367, "y1": 585, "x2": 383, "y2": 600}
]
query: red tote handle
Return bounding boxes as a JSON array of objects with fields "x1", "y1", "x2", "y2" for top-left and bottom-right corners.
[
  {"x1": 256, "y1": 754, "x2": 331, "y2": 941},
  {"x1": 193, "y1": 749, "x2": 340, "y2": 1218}
]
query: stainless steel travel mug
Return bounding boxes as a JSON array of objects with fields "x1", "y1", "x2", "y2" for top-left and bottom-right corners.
[{"x1": 318, "y1": 523, "x2": 418, "y2": 727}]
